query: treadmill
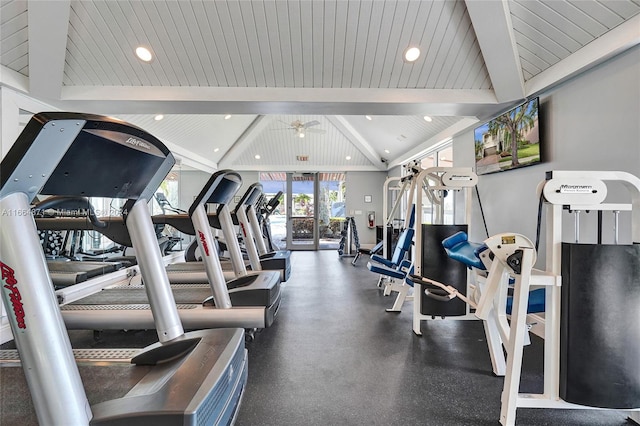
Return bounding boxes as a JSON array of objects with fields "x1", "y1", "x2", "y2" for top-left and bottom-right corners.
[
  {"x1": 233, "y1": 183, "x2": 291, "y2": 281},
  {"x1": 0, "y1": 112, "x2": 246, "y2": 425},
  {"x1": 61, "y1": 170, "x2": 281, "y2": 331},
  {"x1": 153, "y1": 197, "x2": 254, "y2": 283},
  {"x1": 163, "y1": 182, "x2": 289, "y2": 282},
  {"x1": 258, "y1": 190, "x2": 284, "y2": 252},
  {"x1": 33, "y1": 196, "x2": 127, "y2": 286}
]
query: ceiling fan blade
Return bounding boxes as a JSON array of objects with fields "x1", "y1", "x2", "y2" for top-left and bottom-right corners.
[
  {"x1": 305, "y1": 128, "x2": 326, "y2": 134},
  {"x1": 276, "y1": 119, "x2": 295, "y2": 128},
  {"x1": 303, "y1": 120, "x2": 321, "y2": 128}
]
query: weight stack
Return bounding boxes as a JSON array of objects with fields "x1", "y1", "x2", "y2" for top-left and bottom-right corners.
[
  {"x1": 560, "y1": 242, "x2": 640, "y2": 409},
  {"x1": 419, "y1": 224, "x2": 468, "y2": 317}
]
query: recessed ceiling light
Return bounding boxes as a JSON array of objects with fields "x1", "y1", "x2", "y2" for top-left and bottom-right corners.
[
  {"x1": 423, "y1": 115, "x2": 433, "y2": 122},
  {"x1": 224, "y1": 114, "x2": 232, "y2": 120},
  {"x1": 384, "y1": 149, "x2": 390, "y2": 154},
  {"x1": 154, "y1": 114, "x2": 164, "y2": 121},
  {"x1": 214, "y1": 148, "x2": 220, "y2": 153},
  {"x1": 365, "y1": 115, "x2": 372, "y2": 121},
  {"x1": 404, "y1": 46, "x2": 420, "y2": 62},
  {"x1": 254, "y1": 154, "x2": 261, "y2": 159},
  {"x1": 135, "y1": 46, "x2": 153, "y2": 62},
  {"x1": 345, "y1": 156, "x2": 351, "y2": 160}
]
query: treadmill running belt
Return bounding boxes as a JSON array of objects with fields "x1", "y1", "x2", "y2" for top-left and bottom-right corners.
[
  {"x1": 48, "y1": 261, "x2": 121, "y2": 277},
  {"x1": 0, "y1": 364, "x2": 153, "y2": 426},
  {"x1": 70, "y1": 287, "x2": 213, "y2": 305}
]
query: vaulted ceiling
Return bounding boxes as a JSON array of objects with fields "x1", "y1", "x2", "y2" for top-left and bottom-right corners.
[{"x1": 1, "y1": 0, "x2": 639, "y2": 172}]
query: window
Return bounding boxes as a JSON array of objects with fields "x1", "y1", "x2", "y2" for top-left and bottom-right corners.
[{"x1": 412, "y1": 142, "x2": 455, "y2": 225}]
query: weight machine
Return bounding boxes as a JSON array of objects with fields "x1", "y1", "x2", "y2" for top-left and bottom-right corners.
[
  {"x1": 380, "y1": 160, "x2": 422, "y2": 261},
  {"x1": 474, "y1": 170, "x2": 640, "y2": 425},
  {"x1": 410, "y1": 167, "x2": 478, "y2": 332},
  {"x1": 367, "y1": 161, "x2": 424, "y2": 311}
]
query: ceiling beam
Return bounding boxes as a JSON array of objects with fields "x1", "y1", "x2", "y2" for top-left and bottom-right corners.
[
  {"x1": 54, "y1": 87, "x2": 501, "y2": 117},
  {"x1": 28, "y1": 0, "x2": 70, "y2": 100},
  {"x1": 164, "y1": 143, "x2": 217, "y2": 173},
  {"x1": 218, "y1": 115, "x2": 270, "y2": 168},
  {"x1": 526, "y1": 13, "x2": 640, "y2": 97},
  {"x1": 326, "y1": 116, "x2": 386, "y2": 171},
  {"x1": 465, "y1": 0, "x2": 524, "y2": 103}
]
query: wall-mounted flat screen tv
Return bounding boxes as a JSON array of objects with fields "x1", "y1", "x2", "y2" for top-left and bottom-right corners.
[{"x1": 474, "y1": 97, "x2": 541, "y2": 175}]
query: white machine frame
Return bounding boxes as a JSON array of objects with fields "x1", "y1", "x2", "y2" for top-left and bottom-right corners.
[
  {"x1": 476, "y1": 170, "x2": 640, "y2": 426},
  {"x1": 375, "y1": 162, "x2": 422, "y2": 302},
  {"x1": 381, "y1": 160, "x2": 422, "y2": 261},
  {"x1": 411, "y1": 167, "x2": 478, "y2": 333}
]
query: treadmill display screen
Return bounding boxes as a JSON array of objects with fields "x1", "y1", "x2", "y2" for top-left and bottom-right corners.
[
  {"x1": 42, "y1": 128, "x2": 167, "y2": 199},
  {"x1": 205, "y1": 175, "x2": 242, "y2": 204}
]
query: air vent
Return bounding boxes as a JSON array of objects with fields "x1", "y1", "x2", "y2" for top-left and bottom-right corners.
[{"x1": 296, "y1": 156, "x2": 309, "y2": 161}]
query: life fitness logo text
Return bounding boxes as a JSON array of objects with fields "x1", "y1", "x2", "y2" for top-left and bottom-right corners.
[
  {"x1": 198, "y1": 231, "x2": 210, "y2": 257},
  {"x1": 125, "y1": 137, "x2": 151, "y2": 150},
  {"x1": 1, "y1": 262, "x2": 26, "y2": 329}
]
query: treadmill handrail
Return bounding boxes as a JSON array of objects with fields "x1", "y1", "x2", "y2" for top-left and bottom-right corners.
[{"x1": 34, "y1": 195, "x2": 108, "y2": 228}]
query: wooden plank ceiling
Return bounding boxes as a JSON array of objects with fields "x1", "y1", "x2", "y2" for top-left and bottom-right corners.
[{"x1": 1, "y1": 0, "x2": 638, "y2": 172}]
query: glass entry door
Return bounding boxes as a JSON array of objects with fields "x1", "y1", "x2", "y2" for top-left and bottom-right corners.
[{"x1": 286, "y1": 173, "x2": 318, "y2": 250}]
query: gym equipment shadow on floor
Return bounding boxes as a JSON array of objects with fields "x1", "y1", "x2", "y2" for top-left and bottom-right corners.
[
  {"x1": 1, "y1": 251, "x2": 633, "y2": 426},
  {"x1": 234, "y1": 251, "x2": 632, "y2": 426}
]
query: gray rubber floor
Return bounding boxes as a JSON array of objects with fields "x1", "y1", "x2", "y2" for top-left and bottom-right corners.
[
  {"x1": 234, "y1": 251, "x2": 633, "y2": 426},
  {"x1": 1, "y1": 251, "x2": 635, "y2": 425}
]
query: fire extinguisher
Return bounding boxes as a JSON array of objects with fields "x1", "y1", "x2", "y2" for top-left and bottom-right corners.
[{"x1": 367, "y1": 211, "x2": 375, "y2": 228}]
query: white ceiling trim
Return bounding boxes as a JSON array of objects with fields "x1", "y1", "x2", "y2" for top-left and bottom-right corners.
[
  {"x1": 0, "y1": 65, "x2": 29, "y2": 93},
  {"x1": 56, "y1": 86, "x2": 498, "y2": 116},
  {"x1": 166, "y1": 146, "x2": 217, "y2": 174},
  {"x1": 525, "y1": 13, "x2": 640, "y2": 97},
  {"x1": 229, "y1": 164, "x2": 378, "y2": 173},
  {"x1": 27, "y1": 0, "x2": 70, "y2": 99},
  {"x1": 218, "y1": 115, "x2": 269, "y2": 168},
  {"x1": 389, "y1": 117, "x2": 479, "y2": 168},
  {"x1": 465, "y1": 0, "x2": 524, "y2": 103},
  {"x1": 325, "y1": 116, "x2": 386, "y2": 171}
]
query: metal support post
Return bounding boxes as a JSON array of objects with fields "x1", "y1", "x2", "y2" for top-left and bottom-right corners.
[
  {"x1": 126, "y1": 199, "x2": 183, "y2": 342},
  {"x1": 0, "y1": 192, "x2": 91, "y2": 425}
]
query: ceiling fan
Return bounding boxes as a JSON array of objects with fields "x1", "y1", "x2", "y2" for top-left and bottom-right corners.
[{"x1": 279, "y1": 119, "x2": 326, "y2": 138}]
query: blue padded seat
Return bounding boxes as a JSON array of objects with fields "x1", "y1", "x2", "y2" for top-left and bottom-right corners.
[
  {"x1": 368, "y1": 261, "x2": 408, "y2": 280},
  {"x1": 506, "y1": 288, "x2": 546, "y2": 315},
  {"x1": 368, "y1": 259, "x2": 413, "y2": 282},
  {"x1": 370, "y1": 206, "x2": 416, "y2": 269},
  {"x1": 442, "y1": 231, "x2": 487, "y2": 271},
  {"x1": 442, "y1": 231, "x2": 545, "y2": 315},
  {"x1": 370, "y1": 227, "x2": 415, "y2": 268}
]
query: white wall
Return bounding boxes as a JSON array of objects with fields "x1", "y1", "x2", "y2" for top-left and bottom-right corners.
[
  {"x1": 345, "y1": 171, "x2": 388, "y2": 244},
  {"x1": 454, "y1": 46, "x2": 640, "y2": 264},
  {"x1": 235, "y1": 171, "x2": 261, "y2": 203},
  {"x1": 176, "y1": 170, "x2": 211, "y2": 210}
]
